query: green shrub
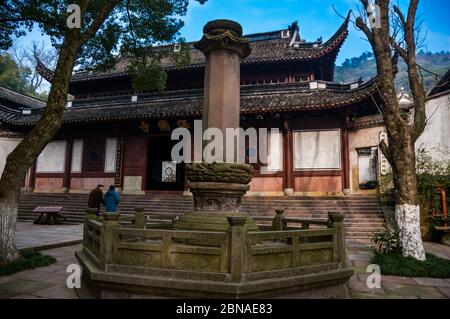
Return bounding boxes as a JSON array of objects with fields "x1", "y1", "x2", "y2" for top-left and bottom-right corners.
[
  {"x1": 371, "y1": 252, "x2": 450, "y2": 278},
  {"x1": 0, "y1": 249, "x2": 56, "y2": 276},
  {"x1": 371, "y1": 219, "x2": 402, "y2": 254},
  {"x1": 416, "y1": 147, "x2": 450, "y2": 216}
]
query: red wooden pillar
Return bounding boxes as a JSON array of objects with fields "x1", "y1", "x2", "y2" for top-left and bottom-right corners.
[
  {"x1": 283, "y1": 115, "x2": 294, "y2": 196},
  {"x1": 342, "y1": 112, "x2": 351, "y2": 194},
  {"x1": 62, "y1": 139, "x2": 73, "y2": 193}
]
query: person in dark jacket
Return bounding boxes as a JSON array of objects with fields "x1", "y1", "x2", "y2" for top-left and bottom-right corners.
[
  {"x1": 104, "y1": 185, "x2": 120, "y2": 213},
  {"x1": 88, "y1": 184, "x2": 104, "y2": 217}
]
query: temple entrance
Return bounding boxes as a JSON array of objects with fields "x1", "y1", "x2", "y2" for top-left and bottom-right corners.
[{"x1": 146, "y1": 135, "x2": 185, "y2": 191}]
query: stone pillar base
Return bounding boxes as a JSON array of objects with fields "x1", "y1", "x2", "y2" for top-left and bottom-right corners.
[
  {"x1": 177, "y1": 163, "x2": 257, "y2": 233},
  {"x1": 343, "y1": 189, "x2": 352, "y2": 196},
  {"x1": 175, "y1": 211, "x2": 258, "y2": 232},
  {"x1": 284, "y1": 188, "x2": 294, "y2": 196}
]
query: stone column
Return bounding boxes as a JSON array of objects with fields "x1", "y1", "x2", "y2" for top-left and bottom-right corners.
[
  {"x1": 175, "y1": 20, "x2": 257, "y2": 232},
  {"x1": 195, "y1": 19, "x2": 251, "y2": 161}
]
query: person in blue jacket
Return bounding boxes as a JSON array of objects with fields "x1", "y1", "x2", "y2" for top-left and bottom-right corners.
[{"x1": 104, "y1": 185, "x2": 120, "y2": 213}]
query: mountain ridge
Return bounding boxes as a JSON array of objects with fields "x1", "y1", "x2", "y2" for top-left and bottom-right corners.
[{"x1": 334, "y1": 51, "x2": 450, "y2": 93}]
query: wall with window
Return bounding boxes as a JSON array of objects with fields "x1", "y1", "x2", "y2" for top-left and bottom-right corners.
[
  {"x1": 292, "y1": 129, "x2": 342, "y2": 193},
  {"x1": 33, "y1": 137, "x2": 118, "y2": 192},
  {"x1": 348, "y1": 126, "x2": 385, "y2": 193}
]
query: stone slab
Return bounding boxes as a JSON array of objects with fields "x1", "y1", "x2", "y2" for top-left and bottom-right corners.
[
  {"x1": 413, "y1": 277, "x2": 450, "y2": 288},
  {"x1": 0, "y1": 279, "x2": 53, "y2": 294},
  {"x1": 383, "y1": 283, "x2": 446, "y2": 298},
  {"x1": 31, "y1": 284, "x2": 78, "y2": 299},
  {"x1": 15, "y1": 222, "x2": 83, "y2": 250}
]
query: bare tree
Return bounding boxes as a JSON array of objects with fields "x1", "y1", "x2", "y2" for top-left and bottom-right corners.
[
  {"x1": 9, "y1": 42, "x2": 56, "y2": 95},
  {"x1": 355, "y1": 0, "x2": 427, "y2": 260}
]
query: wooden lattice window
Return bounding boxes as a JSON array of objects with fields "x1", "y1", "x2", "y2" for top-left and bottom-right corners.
[{"x1": 82, "y1": 138, "x2": 105, "y2": 172}]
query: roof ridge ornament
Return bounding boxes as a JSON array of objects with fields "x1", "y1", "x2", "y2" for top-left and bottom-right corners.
[{"x1": 288, "y1": 21, "x2": 301, "y2": 47}]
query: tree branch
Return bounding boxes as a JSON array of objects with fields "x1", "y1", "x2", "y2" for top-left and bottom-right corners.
[
  {"x1": 401, "y1": 0, "x2": 427, "y2": 141},
  {"x1": 79, "y1": 1, "x2": 121, "y2": 45},
  {"x1": 355, "y1": 17, "x2": 373, "y2": 43}
]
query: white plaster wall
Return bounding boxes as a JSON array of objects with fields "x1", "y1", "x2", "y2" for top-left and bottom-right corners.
[
  {"x1": 104, "y1": 138, "x2": 118, "y2": 173},
  {"x1": 36, "y1": 140, "x2": 67, "y2": 173},
  {"x1": 348, "y1": 126, "x2": 385, "y2": 192},
  {"x1": 0, "y1": 137, "x2": 21, "y2": 177},
  {"x1": 293, "y1": 130, "x2": 341, "y2": 170},
  {"x1": 415, "y1": 93, "x2": 450, "y2": 160},
  {"x1": 71, "y1": 139, "x2": 83, "y2": 173}
]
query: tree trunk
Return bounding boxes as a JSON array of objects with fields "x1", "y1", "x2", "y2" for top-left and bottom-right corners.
[
  {"x1": 0, "y1": 32, "x2": 81, "y2": 265},
  {"x1": 389, "y1": 130, "x2": 426, "y2": 261}
]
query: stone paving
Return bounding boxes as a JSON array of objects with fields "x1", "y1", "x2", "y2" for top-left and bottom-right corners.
[
  {"x1": 1, "y1": 224, "x2": 449, "y2": 299},
  {"x1": 15, "y1": 222, "x2": 83, "y2": 250},
  {"x1": 347, "y1": 240, "x2": 450, "y2": 299},
  {"x1": 0, "y1": 245, "x2": 80, "y2": 299}
]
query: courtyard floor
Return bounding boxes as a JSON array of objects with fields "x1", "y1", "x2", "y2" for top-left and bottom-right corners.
[
  {"x1": 0, "y1": 223, "x2": 449, "y2": 299},
  {"x1": 15, "y1": 222, "x2": 83, "y2": 250},
  {"x1": 347, "y1": 240, "x2": 450, "y2": 299}
]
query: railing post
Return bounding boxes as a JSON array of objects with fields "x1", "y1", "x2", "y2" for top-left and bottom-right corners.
[
  {"x1": 99, "y1": 212, "x2": 120, "y2": 270},
  {"x1": 135, "y1": 207, "x2": 145, "y2": 229},
  {"x1": 272, "y1": 209, "x2": 286, "y2": 231},
  {"x1": 227, "y1": 216, "x2": 248, "y2": 282},
  {"x1": 85, "y1": 208, "x2": 98, "y2": 221},
  {"x1": 83, "y1": 208, "x2": 98, "y2": 248},
  {"x1": 328, "y1": 212, "x2": 346, "y2": 266}
]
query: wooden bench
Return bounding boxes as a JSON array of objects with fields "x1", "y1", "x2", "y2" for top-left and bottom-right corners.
[{"x1": 33, "y1": 206, "x2": 66, "y2": 225}]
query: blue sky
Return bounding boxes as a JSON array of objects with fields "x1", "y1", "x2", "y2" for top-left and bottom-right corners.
[{"x1": 13, "y1": 0, "x2": 450, "y2": 65}]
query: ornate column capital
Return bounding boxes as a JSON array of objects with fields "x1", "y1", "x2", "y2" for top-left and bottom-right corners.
[{"x1": 194, "y1": 19, "x2": 252, "y2": 59}]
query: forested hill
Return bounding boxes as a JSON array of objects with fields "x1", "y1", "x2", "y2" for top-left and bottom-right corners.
[{"x1": 334, "y1": 51, "x2": 450, "y2": 93}]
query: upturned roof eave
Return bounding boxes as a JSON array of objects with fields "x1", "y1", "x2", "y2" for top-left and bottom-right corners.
[{"x1": 36, "y1": 13, "x2": 351, "y2": 85}]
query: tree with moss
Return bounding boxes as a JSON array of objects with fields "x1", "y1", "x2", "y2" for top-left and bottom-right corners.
[{"x1": 0, "y1": 0, "x2": 205, "y2": 265}]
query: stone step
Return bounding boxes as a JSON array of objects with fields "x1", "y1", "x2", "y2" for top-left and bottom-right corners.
[{"x1": 18, "y1": 193, "x2": 385, "y2": 240}]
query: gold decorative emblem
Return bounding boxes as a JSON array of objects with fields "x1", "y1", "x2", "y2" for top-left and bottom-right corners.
[
  {"x1": 139, "y1": 121, "x2": 150, "y2": 133},
  {"x1": 177, "y1": 119, "x2": 190, "y2": 129},
  {"x1": 158, "y1": 120, "x2": 170, "y2": 131}
]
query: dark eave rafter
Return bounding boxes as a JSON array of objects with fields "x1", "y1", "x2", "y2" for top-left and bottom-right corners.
[{"x1": 0, "y1": 77, "x2": 380, "y2": 127}]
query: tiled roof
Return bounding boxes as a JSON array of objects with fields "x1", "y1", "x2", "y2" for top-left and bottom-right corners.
[
  {"x1": 429, "y1": 68, "x2": 450, "y2": 97},
  {"x1": 0, "y1": 86, "x2": 46, "y2": 109},
  {"x1": 0, "y1": 78, "x2": 379, "y2": 126},
  {"x1": 349, "y1": 114, "x2": 384, "y2": 130},
  {"x1": 37, "y1": 14, "x2": 351, "y2": 84}
]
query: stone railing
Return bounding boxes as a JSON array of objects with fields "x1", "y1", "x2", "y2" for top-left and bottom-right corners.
[{"x1": 81, "y1": 209, "x2": 346, "y2": 279}]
